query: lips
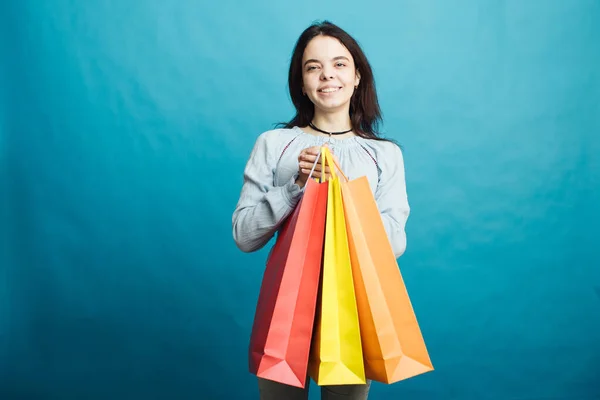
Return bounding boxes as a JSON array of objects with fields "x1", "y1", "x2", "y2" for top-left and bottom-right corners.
[{"x1": 318, "y1": 86, "x2": 342, "y2": 93}]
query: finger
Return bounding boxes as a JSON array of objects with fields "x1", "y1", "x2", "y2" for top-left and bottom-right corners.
[
  {"x1": 300, "y1": 161, "x2": 321, "y2": 171},
  {"x1": 301, "y1": 154, "x2": 320, "y2": 163},
  {"x1": 303, "y1": 171, "x2": 321, "y2": 180},
  {"x1": 298, "y1": 148, "x2": 309, "y2": 161},
  {"x1": 319, "y1": 167, "x2": 331, "y2": 174},
  {"x1": 304, "y1": 146, "x2": 322, "y2": 156},
  {"x1": 302, "y1": 162, "x2": 323, "y2": 172}
]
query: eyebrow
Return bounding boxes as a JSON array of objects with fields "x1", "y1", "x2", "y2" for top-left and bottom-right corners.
[{"x1": 303, "y1": 56, "x2": 350, "y2": 67}]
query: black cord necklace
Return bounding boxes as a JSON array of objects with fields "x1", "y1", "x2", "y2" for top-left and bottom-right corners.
[{"x1": 309, "y1": 122, "x2": 352, "y2": 136}]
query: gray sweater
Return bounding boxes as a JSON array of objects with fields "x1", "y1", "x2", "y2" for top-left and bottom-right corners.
[{"x1": 232, "y1": 126, "x2": 410, "y2": 258}]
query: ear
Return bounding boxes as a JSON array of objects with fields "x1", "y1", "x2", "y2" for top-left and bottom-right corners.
[{"x1": 355, "y1": 69, "x2": 361, "y2": 87}]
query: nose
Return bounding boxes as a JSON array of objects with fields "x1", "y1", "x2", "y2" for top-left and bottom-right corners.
[{"x1": 320, "y1": 65, "x2": 335, "y2": 80}]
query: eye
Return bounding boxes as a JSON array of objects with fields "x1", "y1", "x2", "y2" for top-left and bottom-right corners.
[
  {"x1": 336, "y1": 62, "x2": 346, "y2": 67},
  {"x1": 306, "y1": 65, "x2": 319, "y2": 71}
]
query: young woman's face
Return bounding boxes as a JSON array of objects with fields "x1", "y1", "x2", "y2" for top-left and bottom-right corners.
[{"x1": 301, "y1": 35, "x2": 360, "y2": 115}]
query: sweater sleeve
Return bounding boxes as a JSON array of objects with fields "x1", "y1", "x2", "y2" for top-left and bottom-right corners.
[
  {"x1": 232, "y1": 131, "x2": 303, "y2": 253},
  {"x1": 374, "y1": 142, "x2": 411, "y2": 259}
]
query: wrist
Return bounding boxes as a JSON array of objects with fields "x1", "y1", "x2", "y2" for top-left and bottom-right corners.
[{"x1": 294, "y1": 177, "x2": 306, "y2": 189}]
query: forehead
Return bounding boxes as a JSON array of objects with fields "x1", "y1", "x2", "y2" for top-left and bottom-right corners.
[{"x1": 302, "y1": 35, "x2": 352, "y2": 62}]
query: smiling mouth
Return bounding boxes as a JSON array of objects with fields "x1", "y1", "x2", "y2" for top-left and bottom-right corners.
[{"x1": 318, "y1": 87, "x2": 341, "y2": 93}]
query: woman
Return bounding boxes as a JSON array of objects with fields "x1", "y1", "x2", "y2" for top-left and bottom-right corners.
[{"x1": 232, "y1": 21, "x2": 410, "y2": 400}]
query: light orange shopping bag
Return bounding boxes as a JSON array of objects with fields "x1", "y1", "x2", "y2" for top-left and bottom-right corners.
[
  {"x1": 308, "y1": 147, "x2": 366, "y2": 386},
  {"x1": 335, "y1": 152, "x2": 434, "y2": 384}
]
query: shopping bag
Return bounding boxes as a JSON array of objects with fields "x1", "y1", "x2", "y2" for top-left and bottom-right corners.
[
  {"x1": 249, "y1": 167, "x2": 329, "y2": 388},
  {"x1": 309, "y1": 147, "x2": 366, "y2": 386},
  {"x1": 337, "y1": 150, "x2": 434, "y2": 383}
]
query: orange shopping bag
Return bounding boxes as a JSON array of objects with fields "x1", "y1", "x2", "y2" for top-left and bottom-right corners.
[{"x1": 331, "y1": 149, "x2": 434, "y2": 384}]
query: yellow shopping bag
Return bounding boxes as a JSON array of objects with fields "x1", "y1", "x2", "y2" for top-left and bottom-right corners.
[{"x1": 309, "y1": 147, "x2": 366, "y2": 386}]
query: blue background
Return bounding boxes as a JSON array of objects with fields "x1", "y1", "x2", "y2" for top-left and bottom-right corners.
[{"x1": 2, "y1": 1, "x2": 599, "y2": 399}]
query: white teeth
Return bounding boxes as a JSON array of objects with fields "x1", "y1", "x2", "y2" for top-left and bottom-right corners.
[{"x1": 320, "y1": 87, "x2": 339, "y2": 93}]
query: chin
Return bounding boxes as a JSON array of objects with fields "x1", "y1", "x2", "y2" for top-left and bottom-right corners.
[{"x1": 315, "y1": 98, "x2": 352, "y2": 112}]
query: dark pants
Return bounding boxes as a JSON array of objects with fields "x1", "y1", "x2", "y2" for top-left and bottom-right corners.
[{"x1": 258, "y1": 377, "x2": 371, "y2": 399}]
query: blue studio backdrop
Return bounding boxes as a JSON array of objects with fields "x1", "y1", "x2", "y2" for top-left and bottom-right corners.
[{"x1": 2, "y1": 1, "x2": 599, "y2": 399}]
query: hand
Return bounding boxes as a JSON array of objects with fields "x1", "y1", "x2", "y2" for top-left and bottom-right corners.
[{"x1": 294, "y1": 145, "x2": 338, "y2": 188}]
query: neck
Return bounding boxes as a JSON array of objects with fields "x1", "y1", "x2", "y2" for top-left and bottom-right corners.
[{"x1": 311, "y1": 111, "x2": 352, "y2": 132}]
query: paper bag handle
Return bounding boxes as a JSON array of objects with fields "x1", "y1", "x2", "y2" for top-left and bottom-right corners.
[{"x1": 321, "y1": 146, "x2": 348, "y2": 183}]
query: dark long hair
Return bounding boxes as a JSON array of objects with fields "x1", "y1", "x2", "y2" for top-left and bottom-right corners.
[{"x1": 278, "y1": 21, "x2": 389, "y2": 141}]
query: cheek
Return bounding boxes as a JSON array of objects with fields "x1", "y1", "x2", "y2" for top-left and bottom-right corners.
[
  {"x1": 303, "y1": 75, "x2": 317, "y2": 91},
  {"x1": 341, "y1": 71, "x2": 357, "y2": 85}
]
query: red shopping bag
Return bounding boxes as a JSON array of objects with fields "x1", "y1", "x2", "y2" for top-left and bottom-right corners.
[{"x1": 249, "y1": 176, "x2": 329, "y2": 388}]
